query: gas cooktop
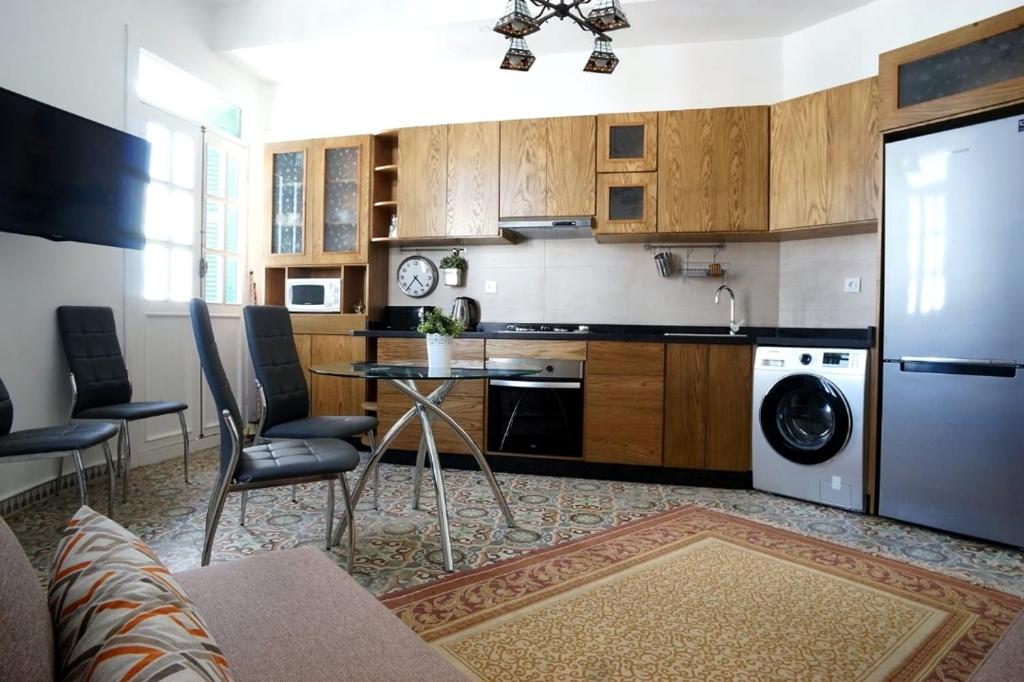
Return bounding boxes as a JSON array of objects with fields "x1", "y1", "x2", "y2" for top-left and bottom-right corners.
[{"x1": 498, "y1": 324, "x2": 591, "y2": 334}]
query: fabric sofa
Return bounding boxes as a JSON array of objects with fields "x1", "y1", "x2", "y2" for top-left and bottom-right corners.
[{"x1": 0, "y1": 514, "x2": 463, "y2": 681}]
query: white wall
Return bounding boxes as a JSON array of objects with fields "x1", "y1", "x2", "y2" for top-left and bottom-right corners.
[
  {"x1": 389, "y1": 240, "x2": 780, "y2": 328},
  {"x1": 0, "y1": 0, "x2": 269, "y2": 500}
]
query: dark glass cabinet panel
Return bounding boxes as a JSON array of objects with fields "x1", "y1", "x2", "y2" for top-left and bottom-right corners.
[
  {"x1": 898, "y1": 25, "x2": 1024, "y2": 107},
  {"x1": 271, "y1": 150, "x2": 305, "y2": 254},
  {"x1": 608, "y1": 186, "x2": 645, "y2": 221},
  {"x1": 608, "y1": 124, "x2": 645, "y2": 159},
  {"x1": 322, "y1": 146, "x2": 360, "y2": 253}
]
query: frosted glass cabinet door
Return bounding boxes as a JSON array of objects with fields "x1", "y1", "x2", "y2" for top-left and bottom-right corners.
[
  {"x1": 270, "y1": 149, "x2": 306, "y2": 255},
  {"x1": 321, "y1": 146, "x2": 360, "y2": 255}
]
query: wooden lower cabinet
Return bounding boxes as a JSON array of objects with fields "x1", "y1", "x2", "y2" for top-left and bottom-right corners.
[
  {"x1": 584, "y1": 342, "x2": 664, "y2": 466},
  {"x1": 663, "y1": 344, "x2": 752, "y2": 471},
  {"x1": 291, "y1": 332, "x2": 367, "y2": 418},
  {"x1": 375, "y1": 337, "x2": 485, "y2": 454}
]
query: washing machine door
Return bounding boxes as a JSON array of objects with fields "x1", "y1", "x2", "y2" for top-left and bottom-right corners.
[{"x1": 759, "y1": 374, "x2": 851, "y2": 465}]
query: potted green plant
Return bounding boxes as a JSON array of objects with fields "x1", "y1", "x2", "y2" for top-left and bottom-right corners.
[
  {"x1": 417, "y1": 307, "x2": 465, "y2": 368},
  {"x1": 440, "y1": 249, "x2": 468, "y2": 287}
]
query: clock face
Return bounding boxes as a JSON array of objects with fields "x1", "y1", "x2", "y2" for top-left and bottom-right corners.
[{"x1": 397, "y1": 256, "x2": 438, "y2": 298}]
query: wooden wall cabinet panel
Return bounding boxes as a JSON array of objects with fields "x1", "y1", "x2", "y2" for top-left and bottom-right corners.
[
  {"x1": 595, "y1": 172, "x2": 657, "y2": 235},
  {"x1": 499, "y1": 116, "x2": 596, "y2": 218},
  {"x1": 770, "y1": 92, "x2": 829, "y2": 231},
  {"x1": 310, "y1": 135, "x2": 370, "y2": 264},
  {"x1": 705, "y1": 345, "x2": 753, "y2": 472},
  {"x1": 309, "y1": 335, "x2": 366, "y2": 418},
  {"x1": 663, "y1": 343, "x2": 752, "y2": 471},
  {"x1": 397, "y1": 125, "x2": 447, "y2": 238},
  {"x1": 584, "y1": 342, "x2": 664, "y2": 466},
  {"x1": 658, "y1": 107, "x2": 769, "y2": 233},
  {"x1": 447, "y1": 122, "x2": 499, "y2": 237},
  {"x1": 826, "y1": 78, "x2": 880, "y2": 226},
  {"x1": 499, "y1": 119, "x2": 547, "y2": 217},
  {"x1": 264, "y1": 141, "x2": 314, "y2": 265},
  {"x1": 547, "y1": 116, "x2": 596, "y2": 216},
  {"x1": 597, "y1": 112, "x2": 657, "y2": 172},
  {"x1": 662, "y1": 344, "x2": 708, "y2": 469}
]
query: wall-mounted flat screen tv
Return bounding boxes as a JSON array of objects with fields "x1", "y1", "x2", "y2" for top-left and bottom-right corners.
[{"x1": 0, "y1": 86, "x2": 149, "y2": 250}]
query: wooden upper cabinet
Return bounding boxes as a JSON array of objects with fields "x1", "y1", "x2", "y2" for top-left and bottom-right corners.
[
  {"x1": 499, "y1": 115, "x2": 596, "y2": 217},
  {"x1": 265, "y1": 140, "x2": 314, "y2": 264},
  {"x1": 658, "y1": 107, "x2": 769, "y2": 233},
  {"x1": 447, "y1": 122, "x2": 499, "y2": 237},
  {"x1": 770, "y1": 77, "x2": 879, "y2": 231},
  {"x1": 597, "y1": 112, "x2": 657, "y2": 172},
  {"x1": 595, "y1": 172, "x2": 657, "y2": 235},
  {"x1": 879, "y1": 6, "x2": 1024, "y2": 131},
  {"x1": 397, "y1": 125, "x2": 447, "y2": 238},
  {"x1": 310, "y1": 135, "x2": 370, "y2": 263}
]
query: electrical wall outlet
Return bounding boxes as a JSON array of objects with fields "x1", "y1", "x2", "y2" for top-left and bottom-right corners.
[
  {"x1": 484, "y1": 280, "x2": 498, "y2": 294},
  {"x1": 844, "y1": 277, "x2": 861, "y2": 293}
]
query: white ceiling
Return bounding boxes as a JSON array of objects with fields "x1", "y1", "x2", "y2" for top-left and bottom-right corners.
[{"x1": 209, "y1": 0, "x2": 875, "y2": 84}]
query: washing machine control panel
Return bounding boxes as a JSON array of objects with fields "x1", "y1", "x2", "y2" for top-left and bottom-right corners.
[
  {"x1": 755, "y1": 347, "x2": 865, "y2": 373},
  {"x1": 822, "y1": 352, "x2": 850, "y2": 367}
]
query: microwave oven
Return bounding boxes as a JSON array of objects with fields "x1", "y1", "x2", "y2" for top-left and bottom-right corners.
[{"x1": 285, "y1": 277, "x2": 342, "y2": 313}]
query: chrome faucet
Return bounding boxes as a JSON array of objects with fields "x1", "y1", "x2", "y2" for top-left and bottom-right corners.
[{"x1": 714, "y1": 285, "x2": 744, "y2": 335}]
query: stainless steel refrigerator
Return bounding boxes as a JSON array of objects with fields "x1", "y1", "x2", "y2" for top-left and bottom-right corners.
[{"x1": 881, "y1": 110, "x2": 1024, "y2": 548}]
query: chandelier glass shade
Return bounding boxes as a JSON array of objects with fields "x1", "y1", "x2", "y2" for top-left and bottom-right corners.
[{"x1": 494, "y1": 0, "x2": 630, "y2": 73}]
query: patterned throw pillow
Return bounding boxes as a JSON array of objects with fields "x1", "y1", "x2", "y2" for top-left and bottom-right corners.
[{"x1": 48, "y1": 507, "x2": 233, "y2": 681}]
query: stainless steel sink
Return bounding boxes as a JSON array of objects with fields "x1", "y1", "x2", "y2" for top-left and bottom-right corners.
[{"x1": 663, "y1": 332, "x2": 748, "y2": 339}]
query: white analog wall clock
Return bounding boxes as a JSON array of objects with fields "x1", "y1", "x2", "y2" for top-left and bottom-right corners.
[{"x1": 397, "y1": 255, "x2": 438, "y2": 298}]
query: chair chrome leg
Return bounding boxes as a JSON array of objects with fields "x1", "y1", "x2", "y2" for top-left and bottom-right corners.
[
  {"x1": 338, "y1": 474, "x2": 356, "y2": 573},
  {"x1": 412, "y1": 434, "x2": 427, "y2": 510},
  {"x1": 100, "y1": 441, "x2": 115, "y2": 516},
  {"x1": 291, "y1": 484, "x2": 297, "y2": 503},
  {"x1": 71, "y1": 450, "x2": 88, "y2": 509},
  {"x1": 55, "y1": 456, "x2": 64, "y2": 494},
  {"x1": 202, "y1": 478, "x2": 230, "y2": 567},
  {"x1": 115, "y1": 422, "x2": 124, "y2": 480},
  {"x1": 368, "y1": 431, "x2": 380, "y2": 510},
  {"x1": 239, "y1": 490, "x2": 248, "y2": 526},
  {"x1": 121, "y1": 420, "x2": 132, "y2": 503},
  {"x1": 177, "y1": 411, "x2": 189, "y2": 483},
  {"x1": 417, "y1": 406, "x2": 454, "y2": 572},
  {"x1": 325, "y1": 479, "x2": 335, "y2": 550}
]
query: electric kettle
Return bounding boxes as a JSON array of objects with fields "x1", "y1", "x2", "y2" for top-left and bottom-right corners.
[{"x1": 450, "y1": 297, "x2": 481, "y2": 331}]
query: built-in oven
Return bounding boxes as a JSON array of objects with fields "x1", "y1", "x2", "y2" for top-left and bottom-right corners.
[{"x1": 486, "y1": 358, "x2": 584, "y2": 457}]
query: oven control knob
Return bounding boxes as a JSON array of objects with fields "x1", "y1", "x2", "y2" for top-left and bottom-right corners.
[{"x1": 800, "y1": 353, "x2": 813, "y2": 365}]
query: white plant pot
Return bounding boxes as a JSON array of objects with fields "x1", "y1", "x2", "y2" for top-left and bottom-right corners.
[
  {"x1": 426, "y1": 333, "x2": 452, "y2": 370},
  {"x1": 442, "y1": 268, "x2": 464, "y2": 287}
]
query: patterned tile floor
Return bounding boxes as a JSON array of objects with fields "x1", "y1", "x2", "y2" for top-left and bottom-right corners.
[{"x1": 7, "y1": 448, "x2": 1024, "y2": 598}]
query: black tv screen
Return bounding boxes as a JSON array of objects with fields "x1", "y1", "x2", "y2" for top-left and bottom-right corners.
[{"x1": 0, "y1": 86, "x2": 150, "y2": 250}]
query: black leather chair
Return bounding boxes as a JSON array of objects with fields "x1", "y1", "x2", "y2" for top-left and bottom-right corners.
[
  {"x1": 56, "y1": 306, "x2": 189, "y2": 501},
  {"x1": 0, "y1": 377, "x2": 119, "y2": 515},
  {"x1": 243, "y1": 305, "x2": 379, "y2": 512},
  {"x1": 190, "y1": 299, "x2": 359, "y2": 568}
]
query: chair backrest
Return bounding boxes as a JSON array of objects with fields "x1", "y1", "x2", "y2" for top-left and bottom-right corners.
[
  {"x1": 243, "y1": 305, "x2": 310, "y2": 434},
  {"x1": 56, "y1": 306, "x2": 132, "y2": 414},
  {"x1": 188, "y1": 299, "x2": 242, "y2": 481},
  {"x1": 0, "y1": 377, "x2": 12, "y2": 436}
]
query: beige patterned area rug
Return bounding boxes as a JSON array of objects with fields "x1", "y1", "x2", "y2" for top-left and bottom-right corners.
[{"x1": 383, "y1": 506, "x2": 1023, "y2": 681}]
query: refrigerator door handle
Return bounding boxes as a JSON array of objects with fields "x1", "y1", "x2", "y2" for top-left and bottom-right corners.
[{"x1": 894, "y1": 356, "x2": 1020, "y2": 378}]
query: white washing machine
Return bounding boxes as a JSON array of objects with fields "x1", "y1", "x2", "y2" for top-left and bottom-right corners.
[{"x1": 752, "y1": 346, "x2": 867, "y2": 512}]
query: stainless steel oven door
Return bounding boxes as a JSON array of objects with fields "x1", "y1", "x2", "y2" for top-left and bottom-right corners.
[{"x1": 486, "y1": 359, "x2": 584, "y2": 457}]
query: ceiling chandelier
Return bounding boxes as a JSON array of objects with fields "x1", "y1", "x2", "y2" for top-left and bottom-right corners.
[{"x1": 494, "y1": 0, "x2": 630, "y2": 74}]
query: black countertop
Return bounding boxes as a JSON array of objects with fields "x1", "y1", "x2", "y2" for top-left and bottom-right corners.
[{"x1": 356, "y1": 323, "x2": 875, "y2": 349}]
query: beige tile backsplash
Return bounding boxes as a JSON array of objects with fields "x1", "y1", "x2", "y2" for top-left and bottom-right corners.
[{"x1": 387, "y1": 233, "x2": 877, "y2": 329}]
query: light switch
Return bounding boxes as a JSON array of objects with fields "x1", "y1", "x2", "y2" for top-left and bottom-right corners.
[
  {"x1": 844, "y1": 277, "x2": 861, "y2": 293},
  {"x1": 485, "y1": 280, "x2": 498, "y2": 294}
]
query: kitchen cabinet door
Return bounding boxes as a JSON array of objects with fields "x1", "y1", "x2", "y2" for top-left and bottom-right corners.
[
  {"x1": 597, "y1": 113, "x2": 658, "y2": 172},
  {"x1": 447, "y1": 121, "x2": 499, "y2": 237},
  {"x1": 584, "y1": 342, "x2": 664, "y2": 466},
  {"x1": 499, "y1": 118, "x2": 547, "y2": 218},
  {"x1": 658, "y1": 107, "x2": 769, "y2": 233},
  {"x1": 311, "y1": 135, "x2": 370, "y2": 263},
  {"x1": 397, "y1": 125, "x2": 447, "y2": 238},
  {"x1": 264, "y1": 141, "x2": 314, "y2": 264},
  {"x1": 309, "y1": 335, "x2": 366, "y2": 418},
  {"x1": 294, "y1": 334, "x2": 312, "y2": 387},
  {"x1": 595, "y1": 172, "x2": 657, "y2": 235},
  {"x1": 770, "y1": 91, "x2": 829, "y2": 231},
  {"x1": 663, "y1": 343, "x2": 752, "y2": 471},
  {"x1": 546, "y1": 116, "x2": 596, "y2": 216},
  {"x1": 826, "y1": 77, "x2": 880, "y2": 225}
]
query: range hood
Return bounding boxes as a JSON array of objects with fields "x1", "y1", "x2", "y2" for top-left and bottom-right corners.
[{"x1": 497, "y1": 217, "x2": 594, "y2": 239}]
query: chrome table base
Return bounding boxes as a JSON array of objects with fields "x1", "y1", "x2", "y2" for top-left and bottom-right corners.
[{"x1": 330, "y1": 378, "x2": 515, "y2": 572}]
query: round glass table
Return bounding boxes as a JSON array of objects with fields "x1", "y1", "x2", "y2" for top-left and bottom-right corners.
[{"x1": 310, "y1": 361, "x2": 539, "y2": 572}]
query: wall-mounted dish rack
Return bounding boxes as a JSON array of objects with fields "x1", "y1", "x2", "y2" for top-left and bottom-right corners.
[{"x1": 643, "y1": 243, "x2": 731, "y2": 282}]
